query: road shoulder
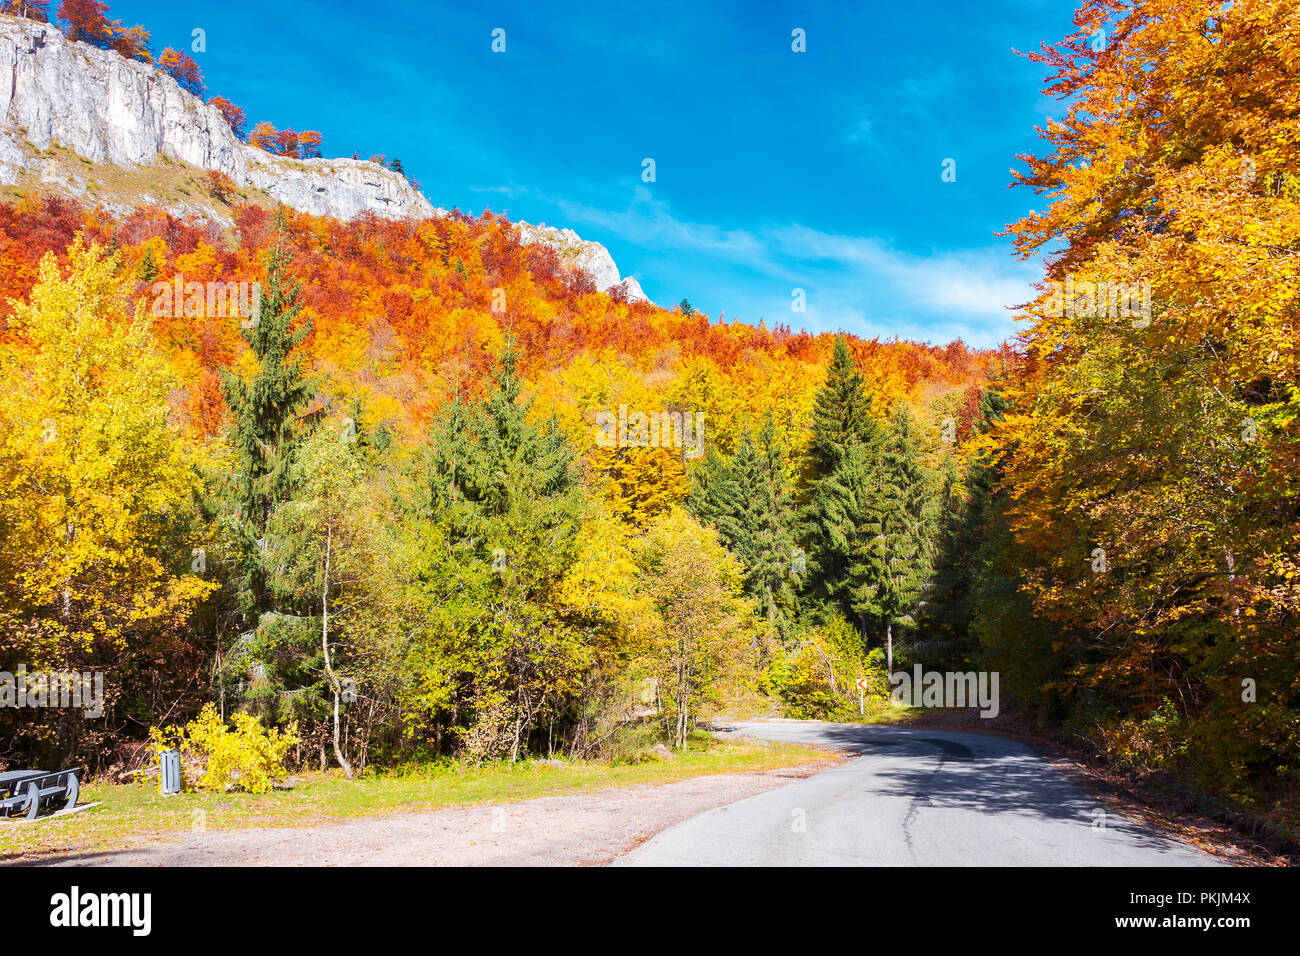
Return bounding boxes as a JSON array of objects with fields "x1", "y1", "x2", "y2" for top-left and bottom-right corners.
[{"x1": 12, "y1": 759, "x2": 845, "y2": 867}]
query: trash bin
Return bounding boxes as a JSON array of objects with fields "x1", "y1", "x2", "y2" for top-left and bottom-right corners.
[{"x1": 160, "y1": 749, "x2": 182, "y2": 796}]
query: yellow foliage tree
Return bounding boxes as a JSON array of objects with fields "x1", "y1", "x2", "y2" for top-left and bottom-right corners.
[{"x1": 0, "y1": 238, "x2": 216, "y2": 662}]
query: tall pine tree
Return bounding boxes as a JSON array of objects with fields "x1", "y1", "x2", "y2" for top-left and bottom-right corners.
[
  {"x1": 800, "y1": 336, "x2": 883, "y2": 615},
  {"x1": 221, "y1": 235, "x2": 315, "y2": 612},
  {"x1": 806, "y1": 336, "x2": 877, "y2": 479},
  {"x1": 420, "y1": 340, "x2": 584, "y2": 760},
  {"x1": 814, "y1": 440, "x2": 885, "y2": 643},
  {"x1": 216, "y1": 225, "x2": 318, "y2": 720},
  {"x1": 920, "y1": 382, "x2": 1010, "y2": 671},
  {"x1": 686, "y1": 418, "x2": 799, "y2": 630},
  {"x1": 860, "y1": 406, "x2": 936, "y2": 674}
]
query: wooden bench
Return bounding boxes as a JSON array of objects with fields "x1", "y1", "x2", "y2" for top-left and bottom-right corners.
[{"x1": 0, "y1": 768, "x2": 80, "y2": 820}]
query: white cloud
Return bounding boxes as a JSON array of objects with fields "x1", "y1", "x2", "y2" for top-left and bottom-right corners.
[
  {"x1": 498, "y1": 186, "x2": 1037, "y2": 346},
  {"x1": 768, "y1": 225, "x2": 1036, "y2": 322}
]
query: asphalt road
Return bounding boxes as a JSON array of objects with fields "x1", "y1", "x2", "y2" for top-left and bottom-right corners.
[{"x1": 614, "y1": 721, "x2": 1222, "y2": 866}]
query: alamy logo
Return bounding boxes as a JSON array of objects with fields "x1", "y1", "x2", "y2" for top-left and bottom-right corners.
[
  {"x1": 50, "y1": 886, "x2": 151, "y2": 936},
  {"x1": 1044, "y1": 274, "x2": 1151, "y2": 327},
  {"x1": 595, "y1": 405, "x2": 705, "y2": 459},
  {"x1": 889, "y1": 665, "x2": 1000, "y2": 718},
  {"x1": 151, "y1": 274, "x2": 261, "y2": 327},
  {"x1": 0, "y1": 666, "x2": 103, "y2": 718}
]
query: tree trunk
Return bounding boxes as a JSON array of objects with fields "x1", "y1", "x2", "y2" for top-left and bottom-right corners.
[
  {"x1": 675, "y1": 634, "x2": 690, "y2": 750},
  {"x1": 331, "y1": 690, "x2": 352, "y2": 779},
  {"x1": 1225, "y1": 546, "x2": 1239, "y2": 618},
  {"x1": 886, "y1": 620, "x2": 893, "y2": 678},
  {"x1": 321, "y1": 519, "x2": 353, "y2": 780}
]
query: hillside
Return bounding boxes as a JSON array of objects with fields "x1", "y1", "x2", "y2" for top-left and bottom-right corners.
[
  {"x1": 4, "y1": 0, "x2": 1293, "y2": 863},
  {"x1": 0, "y1": 195, "x2": 997, "y2": 450}
]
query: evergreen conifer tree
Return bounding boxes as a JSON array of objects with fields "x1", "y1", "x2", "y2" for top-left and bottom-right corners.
[
  {"x1": 214, "y1": 226, "x2": 320, "y2": 723},
  {"x1": 220, "y1": 235, "x2": 315, "y2": 617},
  {"x1": 800, "y1": 336, "x2": 883, "y2": 611},
  {"x1": 421, "y1": 340, "x2": 584, "y2": 760},
  {"x1": 835, "y1": 406, "x2": 935, "y2": 674}
]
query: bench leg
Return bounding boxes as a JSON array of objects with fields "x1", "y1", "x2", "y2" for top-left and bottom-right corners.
[{"x1": 24, "y1": 781, "x2": 39, "y2": 821}]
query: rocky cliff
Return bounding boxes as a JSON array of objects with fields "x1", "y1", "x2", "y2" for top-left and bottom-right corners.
[
  {"x1": 516, "y1": 223, "x2": 646, "y2": 301},
  {"x1": 0, "y1": 16, "x2": 434, "y2": 219},
  {"x1": 0, "y1": 15, "x2": 647, "y2": 301}
]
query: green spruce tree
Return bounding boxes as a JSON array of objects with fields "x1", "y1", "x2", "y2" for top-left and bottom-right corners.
[
  {"x1": 419, "y1": 340, "x2": 585, "y2": 760},
  {"x1": 220, "y1": 236, "x2": 315, "y2": 614},
  {"x1": 813, "y1": 440, "x2": 885, "y2": 643},
  {"x1": 137, "y1": 246, "x2": 159, "y2": 283},
  {"x1": 215, "y1": 227, "x2": 320, "y2": 723},
  {"x1": 858, "y1": 406, "x2": 936, "y2": 675},
  {"x1": 686, "y1": 446, "x2": 735, "y2": 530},
  {"x1": 806, "y1": 336, "x2": 877, "y2": 479},
  {"x1": 919, "y1": 383, "x2": 1010, "y2": 671},
  {"x1": 686, "y1": 418, "x2": 799, "y2": 630},
  {"x1": 799, "y1": 336, "x2": 883, "y2": 613}
]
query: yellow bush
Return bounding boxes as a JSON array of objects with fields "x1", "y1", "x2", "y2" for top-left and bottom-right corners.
[{"x1": 147, "y1": 704, "x2": 298, "y2": 794}]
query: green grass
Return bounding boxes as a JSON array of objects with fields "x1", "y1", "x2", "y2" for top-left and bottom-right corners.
[
  {"x1": 738, "y1": 698, "x2": 925, "y2": 725},
  {"x1": 0, "y1": 141, "x2": 275, "y2": 215},
  {"x1": 838, "y1": 699, "x2": 927, "y2": 724},
  {"x1": 0, "y1": 737, "x2": 833, "y2": 862}
]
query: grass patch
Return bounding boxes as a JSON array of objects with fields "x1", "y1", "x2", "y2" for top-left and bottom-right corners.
[
  {"x1": 0, "y1": 736, "x2": 832, "y2": 862},
  {"x1": 835, "y1": 699, "x2": 928, "y2": 724},
  {"x1": 0, "y1": 141, "x2": 275, "y2": 216},
  {"x1": 721, "y1": 692, "x2": 925, "y2": 725}
]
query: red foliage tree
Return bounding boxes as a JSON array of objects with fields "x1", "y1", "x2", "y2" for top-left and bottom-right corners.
[
  {"x1": 273, "y1": 128, "x2": 300, "y2": 157},
  {"x1": 208, "y1": 96, "x2": 247, "y2": 139},
  {"x1": 158, "y1": 47, "x2": 205, "y2": 97},
  {"x1": 58, "y1": 0, "x2": 111, "y2": 46}
]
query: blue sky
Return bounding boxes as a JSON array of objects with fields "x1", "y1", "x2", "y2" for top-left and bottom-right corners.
[{"x1": 110, "y1": 0, "x2": 1073, "y2": 347}]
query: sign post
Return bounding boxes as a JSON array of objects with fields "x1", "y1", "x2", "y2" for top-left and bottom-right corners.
[{"x1": 855, "y1": 678, "x2": 869, "y2": 715}]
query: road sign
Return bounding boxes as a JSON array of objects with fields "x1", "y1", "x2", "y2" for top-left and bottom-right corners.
[{"x1": 855, "y1": 678, "x2": 869, "y2": 715}]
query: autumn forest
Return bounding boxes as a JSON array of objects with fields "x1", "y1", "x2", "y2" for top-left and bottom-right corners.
[{"x1": 0, "y1": 0, "x2": 1297, "y2": 851}]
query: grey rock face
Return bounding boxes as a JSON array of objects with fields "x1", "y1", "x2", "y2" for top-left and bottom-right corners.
[
  {"x1": 0, "y1": 16, "x2": 433, "y2": 218},
  {"x1": 515, "y1": 222, "x2": 648, "y2": 302},
  {"x1": 612, "y1": 276, "x2": 647, "y2": 302}
]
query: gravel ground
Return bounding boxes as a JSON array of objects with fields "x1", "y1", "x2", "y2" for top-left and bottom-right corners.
[{"x1": 33, "y1": 763, "x2": 835, "y2": 867}]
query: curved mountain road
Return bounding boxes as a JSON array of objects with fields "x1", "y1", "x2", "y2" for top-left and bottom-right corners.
[{"x1": 614, "y1": 721, "x2": 1222, "y2": 867}]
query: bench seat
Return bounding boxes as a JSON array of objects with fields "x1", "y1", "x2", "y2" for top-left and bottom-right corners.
[{"x1": 0, "y1": 768, "x2": 80, "y2": 820}]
